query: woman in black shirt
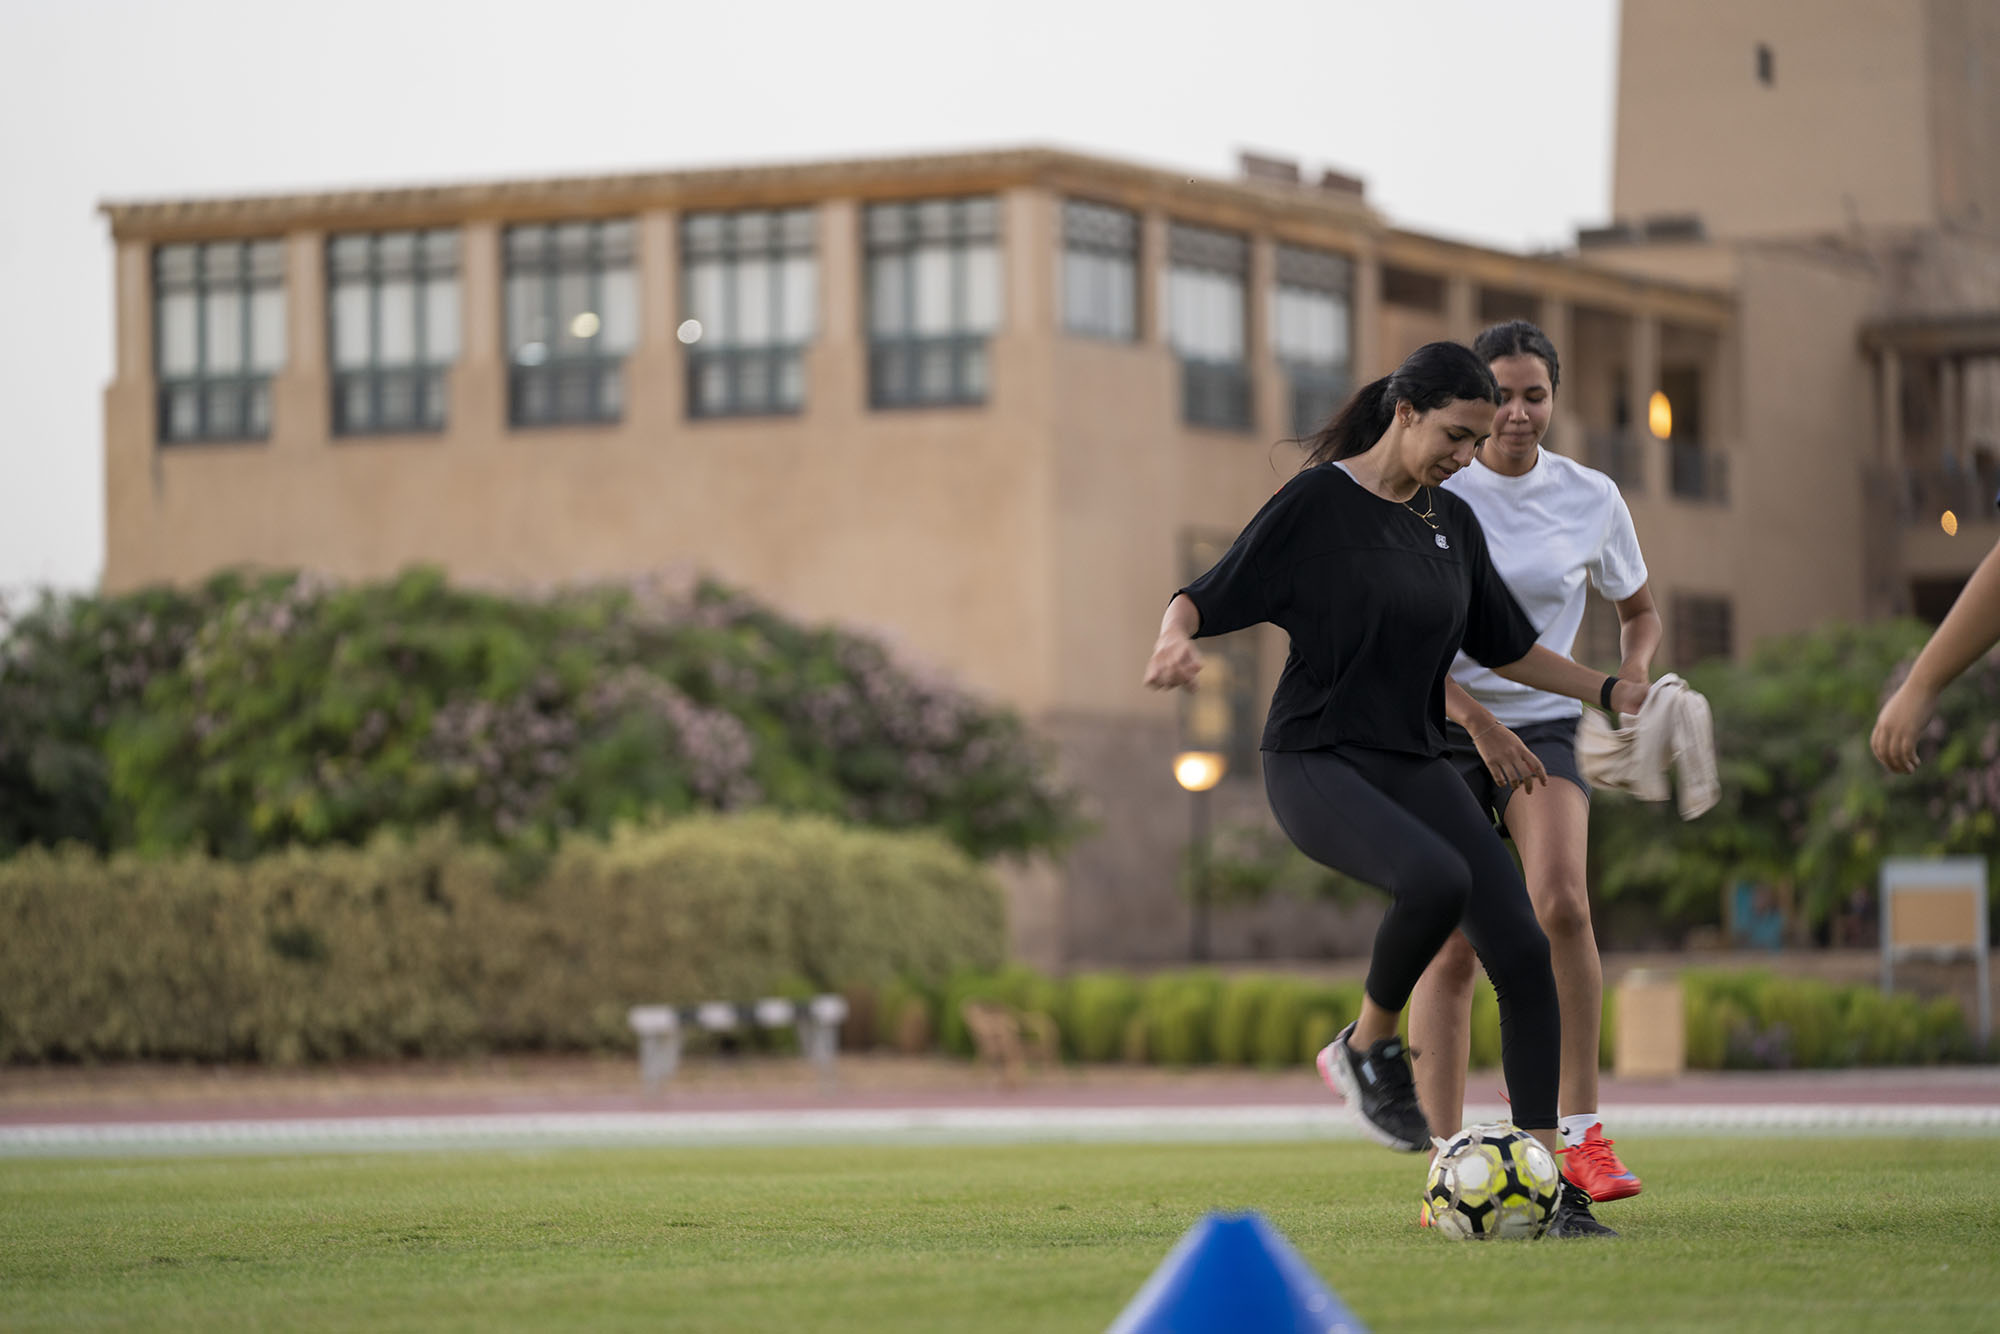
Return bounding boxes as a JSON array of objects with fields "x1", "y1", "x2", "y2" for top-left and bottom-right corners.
[{"x1": 1143, "y1": 343, "x2": 1650, "y2": 1202}]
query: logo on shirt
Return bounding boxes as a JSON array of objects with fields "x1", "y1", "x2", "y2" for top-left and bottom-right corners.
[{"x1": 1435, "y1": 533, "x2": 1450, "y2": 550}]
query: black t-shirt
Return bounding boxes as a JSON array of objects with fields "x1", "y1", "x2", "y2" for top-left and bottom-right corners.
[{"x1": 1177, "y1": 462, "x2": 1539, "y2": 758}]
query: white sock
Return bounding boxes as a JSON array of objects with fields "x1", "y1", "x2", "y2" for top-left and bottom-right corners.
[{"x1": 1559, "y1": 1113, "x2": 1601, "y2": 1147}]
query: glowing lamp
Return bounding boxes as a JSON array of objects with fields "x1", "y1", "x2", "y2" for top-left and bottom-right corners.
[
  {"x1": 1174, "y1": 751, "x2": 1227, "y2": 793},
  {"x1": 1647, "y1": 391, "x2": 1672, "y2": 440}
]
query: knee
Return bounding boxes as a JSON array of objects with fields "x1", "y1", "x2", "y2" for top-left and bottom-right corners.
[
  {"x1": 1484, "y1": 924, "x2": 1555, "y2": 1004},
  {"x1": 1427, "y1": 933, "x2": 1480, "y2": 990},
  {"x1": 1400, "y1": 850, "x2": 1472, "y2": 921},
  {"x1": 1534, "y1": 878, "x2": 1594, "y2": 942}
]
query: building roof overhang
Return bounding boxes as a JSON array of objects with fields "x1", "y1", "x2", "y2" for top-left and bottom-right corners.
[{"x1": 98, "y1": 144, "x2": 1733, "y2": 326}]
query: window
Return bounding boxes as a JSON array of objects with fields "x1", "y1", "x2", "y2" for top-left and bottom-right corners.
[
  {"x1": 1181, "y1": 530, "x2": 1260, "y2": 778},
  {"x1": 154, "y1": 239, "x2": 285, "y2": 443},
  {"x1": 865, "y1": 197, "x2": 1002, "y2": 408},
  {"x1": 1382, "y1": 266, "x2": 1445, "y2": 311},
  {"x1": 1756, "y1": 43, "x2": 1774, "y2": 86},
  {"x1": 328, "y1": 230, "x2": 459, "y2": 434},
  {"x1": 504, "y1": 219, "x2": 637, "y2": 426},
  {"x1": 1165, "y1": 223, "x2": 1250, "y2": 429},
  {"x1": 683, "y1": 208, "x2": 815, "y2": 418},
  {"x1": 1674, "y1": 594, "x2": 1734, "y2": 666},
  {"x1": 1062, "y1": 199, "x2": 1138, "y2": 341},
  {"x1": 1272, "y1": 244, "x2": 1353, "y2": 437},
  {"x1": 1662, "y1": 366, "x2": 1727, "y2": 503},
  {"x1": 1479, "y1": 287, "x2": 1540, "y2": 325}
]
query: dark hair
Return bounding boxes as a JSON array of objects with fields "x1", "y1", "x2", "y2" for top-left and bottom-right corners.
[
  {"x1": 1301, "y1": 341, "x2": 1501, "y2": 467},
  {"x1": 1472, "y1": 319, "x2": 1561, "y2": 392}
]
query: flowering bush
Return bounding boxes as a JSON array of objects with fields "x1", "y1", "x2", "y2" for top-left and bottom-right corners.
[
  {"x1": 0, "y1": 567, "x2": 1082, "y2": 860},
  {"x1": 1589, "y1": 620, "x2": 2000, "y2": 936}
]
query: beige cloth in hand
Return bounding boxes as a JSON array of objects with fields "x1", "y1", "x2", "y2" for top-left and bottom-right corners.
[{"x1": 1574, "y1": 672, "x2": 1719, "y2": 819}]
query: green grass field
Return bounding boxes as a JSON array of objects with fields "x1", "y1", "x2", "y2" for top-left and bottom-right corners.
[{"x1": 3, "y1": 1137, "x2": 1997, "y2": 1332}]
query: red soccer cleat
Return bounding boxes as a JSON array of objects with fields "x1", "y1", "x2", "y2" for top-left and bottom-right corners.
[{"x1": 1558, "y1": 1124, "x2": 1643, "y2": 1202}]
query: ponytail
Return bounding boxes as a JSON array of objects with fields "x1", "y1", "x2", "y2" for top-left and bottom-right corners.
[
  {"x1": 1298, "y1": 342, "x2": 1501, "y2": 471},
  {"x1": 1302, "y1": 375, "x2": 1396, "y2": 467}
]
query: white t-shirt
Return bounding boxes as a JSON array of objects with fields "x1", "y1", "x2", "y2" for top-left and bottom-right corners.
[{"x1": 1441, "y1": 447, "x2": 1649, "y2": 726}]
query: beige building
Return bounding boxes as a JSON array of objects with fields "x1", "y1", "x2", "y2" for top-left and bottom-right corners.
[
  {"x1": 1598, "y1": 0, "x2": 2000, "y2": 623},
  {"x1": 96, "y1": 0, "x2": 1998, "y2": 965}
]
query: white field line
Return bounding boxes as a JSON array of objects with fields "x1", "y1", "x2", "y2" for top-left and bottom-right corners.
[{"x1": 2, "y1": 1101, "x2": 1998, "y2": 1156}]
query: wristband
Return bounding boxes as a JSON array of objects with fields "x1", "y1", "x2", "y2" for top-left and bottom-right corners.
[{"x1": 1600, "y1": 676, "x2": 1619, "y2": 712}]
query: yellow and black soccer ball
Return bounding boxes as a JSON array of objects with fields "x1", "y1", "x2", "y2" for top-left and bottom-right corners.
[{"x1": 1423, "y1": 1120, "x2": 1562, "y2": 1240}]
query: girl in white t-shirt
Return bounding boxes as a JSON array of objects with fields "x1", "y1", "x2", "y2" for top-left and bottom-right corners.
[{"x1": 1409, "y1": 320, "x2": 1662, "y2": 1237}]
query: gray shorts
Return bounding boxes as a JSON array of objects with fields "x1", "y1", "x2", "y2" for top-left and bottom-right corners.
[{"x1": 1443, "y1": 715, "x2": 1590, "y2": 838}]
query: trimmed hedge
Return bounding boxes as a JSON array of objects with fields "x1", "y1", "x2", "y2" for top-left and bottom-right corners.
[
  {"x1": 883, "y1": 967, "x2": 1984, "y2": 1073},
  {"x1": 0, "y1": 815, "x2": 1004, "y2": 1063},
  {"x1": 1681, "y1": 969, "x2": 1978, "y2": 1069}
]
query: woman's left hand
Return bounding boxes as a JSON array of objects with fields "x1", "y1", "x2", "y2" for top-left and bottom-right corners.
[{"x1": 1471, "y1": 723, "x2": 1548, "y2": 793}]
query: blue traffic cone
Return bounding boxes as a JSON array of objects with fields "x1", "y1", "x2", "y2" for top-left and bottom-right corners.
[{"x1": 1107, "y1": 1211, "x2": 1369, "y2": 1333}]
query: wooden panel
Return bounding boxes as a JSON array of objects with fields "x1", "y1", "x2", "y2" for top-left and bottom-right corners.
[{"x1": 1888, "y1": 886, "x2": 1982, "y2": 949}]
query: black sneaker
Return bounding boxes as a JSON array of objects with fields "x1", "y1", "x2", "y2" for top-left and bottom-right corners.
[
  {"x1": 1315, "y1": 1021, "x2": 1430, "y2": 1152},
  {"x1": 1547, "y1": 1179, "x2": 1619, "y2": 1238}
]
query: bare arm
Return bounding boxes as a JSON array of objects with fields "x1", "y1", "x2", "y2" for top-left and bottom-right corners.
[
  {"x1": 1871, "y1": 535, "x2": 2000, "y2": 773},
  {"x1": 1493, "y1": 644, "x2": 1649, "y2": 715},
  {"x1": 1443, "y1": 678, "x2": 1490, "y2": 731},
  {"x1": 1445, "y1": 677, "x2": 1547, "y2": 792},
  {"x1": 1142, "y1": 594, "x2": 1204, "y2": 691},
  {"x1": 1614, "y1": 583, "x2": 1663, "y2": 683}
]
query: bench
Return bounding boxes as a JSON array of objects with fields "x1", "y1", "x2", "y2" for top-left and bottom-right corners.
[
  {"x1": 627, "y1": 995, "x2": 850, "y2": 1090},
  {"x1": 960, "y1": 999, "x2": 1061, "y2": 1086}
]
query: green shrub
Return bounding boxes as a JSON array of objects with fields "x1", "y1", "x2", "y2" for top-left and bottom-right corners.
[
  {"x1": 1468, "y1": 975, "x2": 1502, "y2": 1070},
  {"x1": 1921, "y1": 997, "x2": 1973, "y2": 1062},
  {"x1": 937, "y1": 965, "x2": 1063, "y2": 1057},
  {"x1": 1841, "y1": 987, "x2": 1924, "y2": 1065},
  {"x1": 1756, "y1": 978, "x2": 1848, "y2": 1068},
  {"x1": 1684, "y1": 988, "x2": 1747, "y2": 1071},
  {"x1": 1297, "y1": 1009, "x2": 1340, "y2": 1066},
  {"x1": 1121, "y1": 1010, "x2": 1151, "y2": 1064},
  {"x1": 1138, "y1": 973, "x2": 1223, "y2": 1066},
  {"x1": 1674, "y1": 969, "x2": 1978, "y2": 1070},
  {"x1": 1211, "y1": 976, "x2": 1285, "y2": 1066},
  {"x1": 1, "y1": 569, "x2": 1084, "y2": 863},
  {"x1": 1295, "y1": 983, "x2": 1362, "y2": 1065},
  {"x1": 873, "y1": 978, "x2": 936, "y2": 1055},
  {"x1": 1252, "y1": 981, "x2": 1309, "y2": 1070},
  {"x1": 0, "y1": 814, "x2": 1003, "y2": 1063},
  {"x1": 1065, "y1": 973, "x2": 1141, "y2": 1064}
]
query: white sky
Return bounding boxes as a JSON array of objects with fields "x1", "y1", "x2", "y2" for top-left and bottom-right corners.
[{"x1": 0, "y1": 0, "x2": 1621, "y2": 594}]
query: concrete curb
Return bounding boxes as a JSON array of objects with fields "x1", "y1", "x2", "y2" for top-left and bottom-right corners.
[{"x1": 4, "y1": 1100, "x2": 1997, "y2": 1157}]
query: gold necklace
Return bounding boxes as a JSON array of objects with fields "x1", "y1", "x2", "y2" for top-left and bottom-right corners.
[{"x1": 1403, "y1": 487, "x2": 1439, "y2": 530}]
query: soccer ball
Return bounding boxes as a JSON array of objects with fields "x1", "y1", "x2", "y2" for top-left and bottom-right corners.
[{"x1": 1423, "y1": 1121, "x2": 1561, "y2": 1241}]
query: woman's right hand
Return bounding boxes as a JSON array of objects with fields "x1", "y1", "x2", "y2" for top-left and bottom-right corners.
[
  {"x1": 1871, "y1": 679, "x2": 1938, "y2": 774},
  {"x1": 1143, "y1": 633, "x2": 1203, "y2": 691},
  {"x1": 1472, "y1": 722, "x2": 1547, "y2": 792}
]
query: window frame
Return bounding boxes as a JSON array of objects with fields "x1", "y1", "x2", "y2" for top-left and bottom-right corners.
[
  {"x1": 326, "y1": 228, "x2": 460, "y2": 437},
  {"x1": 1673, "y1": 593, "x2": 1735, "y2": 666},
  {"x1": 1165, "y1": 222, "x2": 1252, "y2": 431},
  {"x1": 681, "y1": 207, "x2": 817, "y2": 420},
  {"x1": 864, "y1": 196, "x2": 1002, "y2": 410},
  {"x1": 1271, "y1": 243, "x2": 1355, "y2": 439},
  {"x1": 153, "y1": 238, "x2": 286, "y2": 445},
  {"x1": 503, "y1": 218, "x2": 637, "y2": 428},
  {"x1": 1060, "y1": 198, "x2": 1140, "y2": 343}
]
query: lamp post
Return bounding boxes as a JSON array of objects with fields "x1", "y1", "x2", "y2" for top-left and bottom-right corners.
[{"x1": 1173, "y1": 750, "x2": 1227, "y2": 961}]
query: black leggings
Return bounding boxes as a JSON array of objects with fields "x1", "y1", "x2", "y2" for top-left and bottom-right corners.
[{"x1": 1264, "y1": 747, "x2": 1560, "y2": 1128}]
